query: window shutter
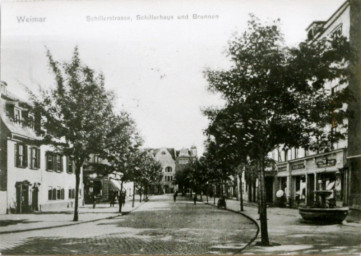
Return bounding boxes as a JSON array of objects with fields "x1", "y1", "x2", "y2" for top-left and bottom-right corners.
[
  {"x1": 23, "y1": 145, "x2": 28, "y2": 167},
  {"x1": 46, "y1": 152, "x2": 49, "y2": 170},
  {"x1": 15, "y1": 143, "x2": 19, "y2": 167},
  {"x1": 37, "y1": 148, "x2": 40, "y2": 168}
]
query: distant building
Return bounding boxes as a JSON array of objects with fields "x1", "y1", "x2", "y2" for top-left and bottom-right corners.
[
  {"x1": 82, "y1": 154, "x2": 134, "y2": 204},
  {"x1": 0, "y1": 82, "x2": 83, "y2": 214},
  {"x1": 146, "y1": 146, "x2": 198, "y2": 194}
]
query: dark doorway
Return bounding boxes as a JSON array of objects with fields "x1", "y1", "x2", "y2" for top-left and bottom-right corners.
[
  {"x1": 15, "y1": 181, "x2": 31, "y2": 213},
  {"x1": 265, "y1": 177, "x2": 274, "y2": 203},
  {"x1": 32, "y1": 187, "x2": 39, "y2": 211}
]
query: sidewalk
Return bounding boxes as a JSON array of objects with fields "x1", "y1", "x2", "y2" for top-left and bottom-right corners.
[
  {"x1": 0, "y1": 196, "x2": 146, "y2": 234},
  {"x1": 204, "y1": 197, "x2": 361, "y2": 255}
]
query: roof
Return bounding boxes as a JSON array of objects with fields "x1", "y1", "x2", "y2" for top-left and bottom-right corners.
[{"x1": 0, "y1": 95, "x2": 42, "y2": 141}]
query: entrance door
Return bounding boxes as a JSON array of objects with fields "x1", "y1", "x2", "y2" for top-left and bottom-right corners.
[
  {"x1": 16, "y1": 182, "x2": 30, "y2": 213},
  {"x1": 307, "y1": 174, "x2": 315, "y2": 206},
  {"x1": 32, "y1": 187, "x2": 39, "y2": 211}
]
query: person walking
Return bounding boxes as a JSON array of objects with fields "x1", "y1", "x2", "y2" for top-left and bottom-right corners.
[
  {"x1": 110, "y1": 191, "x2": 115, "y2": 207},
  {"x1": 173, "y1": 191, "x2": 178, "y2": 202}
]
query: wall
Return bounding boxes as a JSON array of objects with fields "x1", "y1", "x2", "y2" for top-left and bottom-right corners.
[{"x1": 6, "y1": 139, "x2": 83, "y2": 212}]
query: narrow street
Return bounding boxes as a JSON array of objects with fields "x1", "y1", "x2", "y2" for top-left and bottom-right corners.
[{"x1": 0, "y1": 195, "x2": 258, "y2": 255}]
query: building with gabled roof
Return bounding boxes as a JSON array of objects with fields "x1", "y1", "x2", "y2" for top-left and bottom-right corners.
[{"x1": 0, "y1": 82, "x2": 83, "y2": 214}]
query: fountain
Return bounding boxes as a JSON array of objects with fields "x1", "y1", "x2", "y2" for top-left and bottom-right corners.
[{"x1": 299, "y1": 189, "x2": 349, "y2": 224}]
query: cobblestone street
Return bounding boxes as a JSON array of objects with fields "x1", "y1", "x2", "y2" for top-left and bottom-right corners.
[{"x1": 0, "y1": 195, "x2": 258, "y2": 255}]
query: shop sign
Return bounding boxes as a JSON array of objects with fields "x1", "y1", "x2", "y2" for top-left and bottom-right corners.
[
  {"x1": 291, "y1": 163, "x2": 305, "y2": 170},
  {"x1": 316, "y1": 158, "x2": 336, "y2": 168},
  {"x1": 278, "y1": 166, "x2": 287, "y2": 172}
]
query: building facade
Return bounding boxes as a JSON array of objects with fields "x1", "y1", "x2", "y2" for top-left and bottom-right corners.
[
  {"x1": 267, "y1": 1, "x2": 355, "y2": 209},
  {"x1": 146, "y1": 146, "x2": 198, "y2": 194},
  {"x1": 0, "y1": 83, "x2": 83, "y2": 214},
  {"x1": 82, "y1": 154, "x2": 134, "y2": 204}
]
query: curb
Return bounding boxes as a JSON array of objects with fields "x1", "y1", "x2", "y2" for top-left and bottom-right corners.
[
  {"x1": 203, "y1": 200, "x2": 260, "y2": 253},
  {"x1": 0, "y1": 199, "x2": 148, "y2": 235}
]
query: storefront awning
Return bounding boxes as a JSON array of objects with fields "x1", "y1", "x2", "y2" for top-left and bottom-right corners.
[{"x1": 109, "y1": 179, "x2": 121, "y2": 191}]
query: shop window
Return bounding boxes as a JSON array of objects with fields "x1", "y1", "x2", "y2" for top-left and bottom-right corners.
[
  {"x1": 30, "y1": 147, "x2": 40, "y2": 169},
  {"x1": 15, "y1": 143, "x2": 28, "y2": 168}
]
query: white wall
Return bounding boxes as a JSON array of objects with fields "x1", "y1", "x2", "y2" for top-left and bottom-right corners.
[{"x1": 6, "y1": 139, "x2": 83, "y2": 212}]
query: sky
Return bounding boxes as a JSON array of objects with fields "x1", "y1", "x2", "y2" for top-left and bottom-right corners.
[{"x1": 1, "y1": 0, "x2": 345, "y2": 155}]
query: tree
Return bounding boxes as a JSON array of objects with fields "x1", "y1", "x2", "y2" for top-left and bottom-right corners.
[
  {"x1": 204, "y1": 16, "x2": 351, "y2": 245},
  {"x1": 30, "y1": 47, "x2": 115, "y2": 221},
  {"x1": 102, "y1": 113, "x2": 143, "y2": 213}
]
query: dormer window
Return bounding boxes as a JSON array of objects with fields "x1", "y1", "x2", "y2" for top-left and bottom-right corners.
[
  {"x1": 14, "y1": 108, "x2": 21, "y2": 124},
  {"x1": 331, "y1": 24, "x2": 342, "y2": 39},
  {"x1": 28, "y1": 115, "x2": 34, "y2": 129}
]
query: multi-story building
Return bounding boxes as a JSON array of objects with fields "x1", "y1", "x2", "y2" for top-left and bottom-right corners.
[
  {"x1": 82, "y1": 154, "x2": 134, "y2": 204},
  {"x1": 267, "y1": 1, "x2": 358, "y2": 209},
  {"x1": 0, "y1": 82, "x2": 83, "y2": 214}
]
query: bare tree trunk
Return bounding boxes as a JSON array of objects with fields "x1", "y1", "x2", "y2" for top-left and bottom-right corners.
[
  {"x1": 206, "y1": 184, "x2": 209, "y2": 203},
  {"x1": 73, "y1": 163, "x2": 81, "y2": 221},
  {"x1": 259, "y1": 153, "x2": 270, "y2": 245},
  {"x1": 119, "y1": 181, "x2": 124, "y2": 213},
  {"x1": 240, "y1": 173, "x2": 244, "y2": 212},
  {"x1": 132, "y1": 183, "x2": 135, "y2": 207}
]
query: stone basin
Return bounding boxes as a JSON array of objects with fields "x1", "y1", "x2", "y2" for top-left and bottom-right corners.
[{"x1": 299, "y1": 207, "x2": 349, "y2": 224}]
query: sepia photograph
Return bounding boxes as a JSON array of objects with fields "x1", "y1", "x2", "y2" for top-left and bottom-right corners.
[{"x1": 0, "y1": 0, "x2": 360, "y2": 255}]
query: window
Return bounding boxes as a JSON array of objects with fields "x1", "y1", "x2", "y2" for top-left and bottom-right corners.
[
  {"x1": 30, "y1": 147, "x2": 40, "y2": 169},
  {"x1": 55, "y1": 155, "x2": 63, "y2": 172},
  {"x1": 66, "y1": 156, "x2": 73, "y2": 173},
  {"x1": 52, "y1": 188, "x2": 57, "y2": 200},
  {"x1": 165, "y1": 167, "x2": 172, "y2": 172},
  {"x1": 57, "y1": 189, "x2": 61, "y2": 200},
  {"x1": 46, "y1": 152, "x2": 63, "y2": 172},
  {"x1": 61, "y1": 189, "x2": 65, "y2": 199},
  {"x1": 48, "y1": 188, "x2": 52, "y2": 200},
  {"x1": 331, "y1": 24, "x2": 342, "y2": 39},
  {"x1": 14, "y1": 108, "x2": 21, "y2": 124},
  {"x1": 15, "y1": 143, "x2": 27, "y2": 168},
  {"x1": 46, "y1": 152, "x2": 54, "y2": 171},
  {"x1": 28, "y1": 116, "x2": 34, "y2": 129}
]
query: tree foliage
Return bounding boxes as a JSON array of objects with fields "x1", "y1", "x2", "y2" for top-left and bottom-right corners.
[
  {"x1": 30, "y1": 47, "x2": 116, "y2": 221},
  {"x1": 203, "y1": 16, "x2": 351, "y2": 245}
]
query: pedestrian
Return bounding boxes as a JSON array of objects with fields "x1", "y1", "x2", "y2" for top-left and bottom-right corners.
[
  {"x1": 173, "y1": 191, "x2": 178, "y2": 202},
  {"x1": 110, "y1": 191, "x2": 115, "y2": 207},
  {"x1": 121, "y1": 190, "x2": 126, "y2": 207}
]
